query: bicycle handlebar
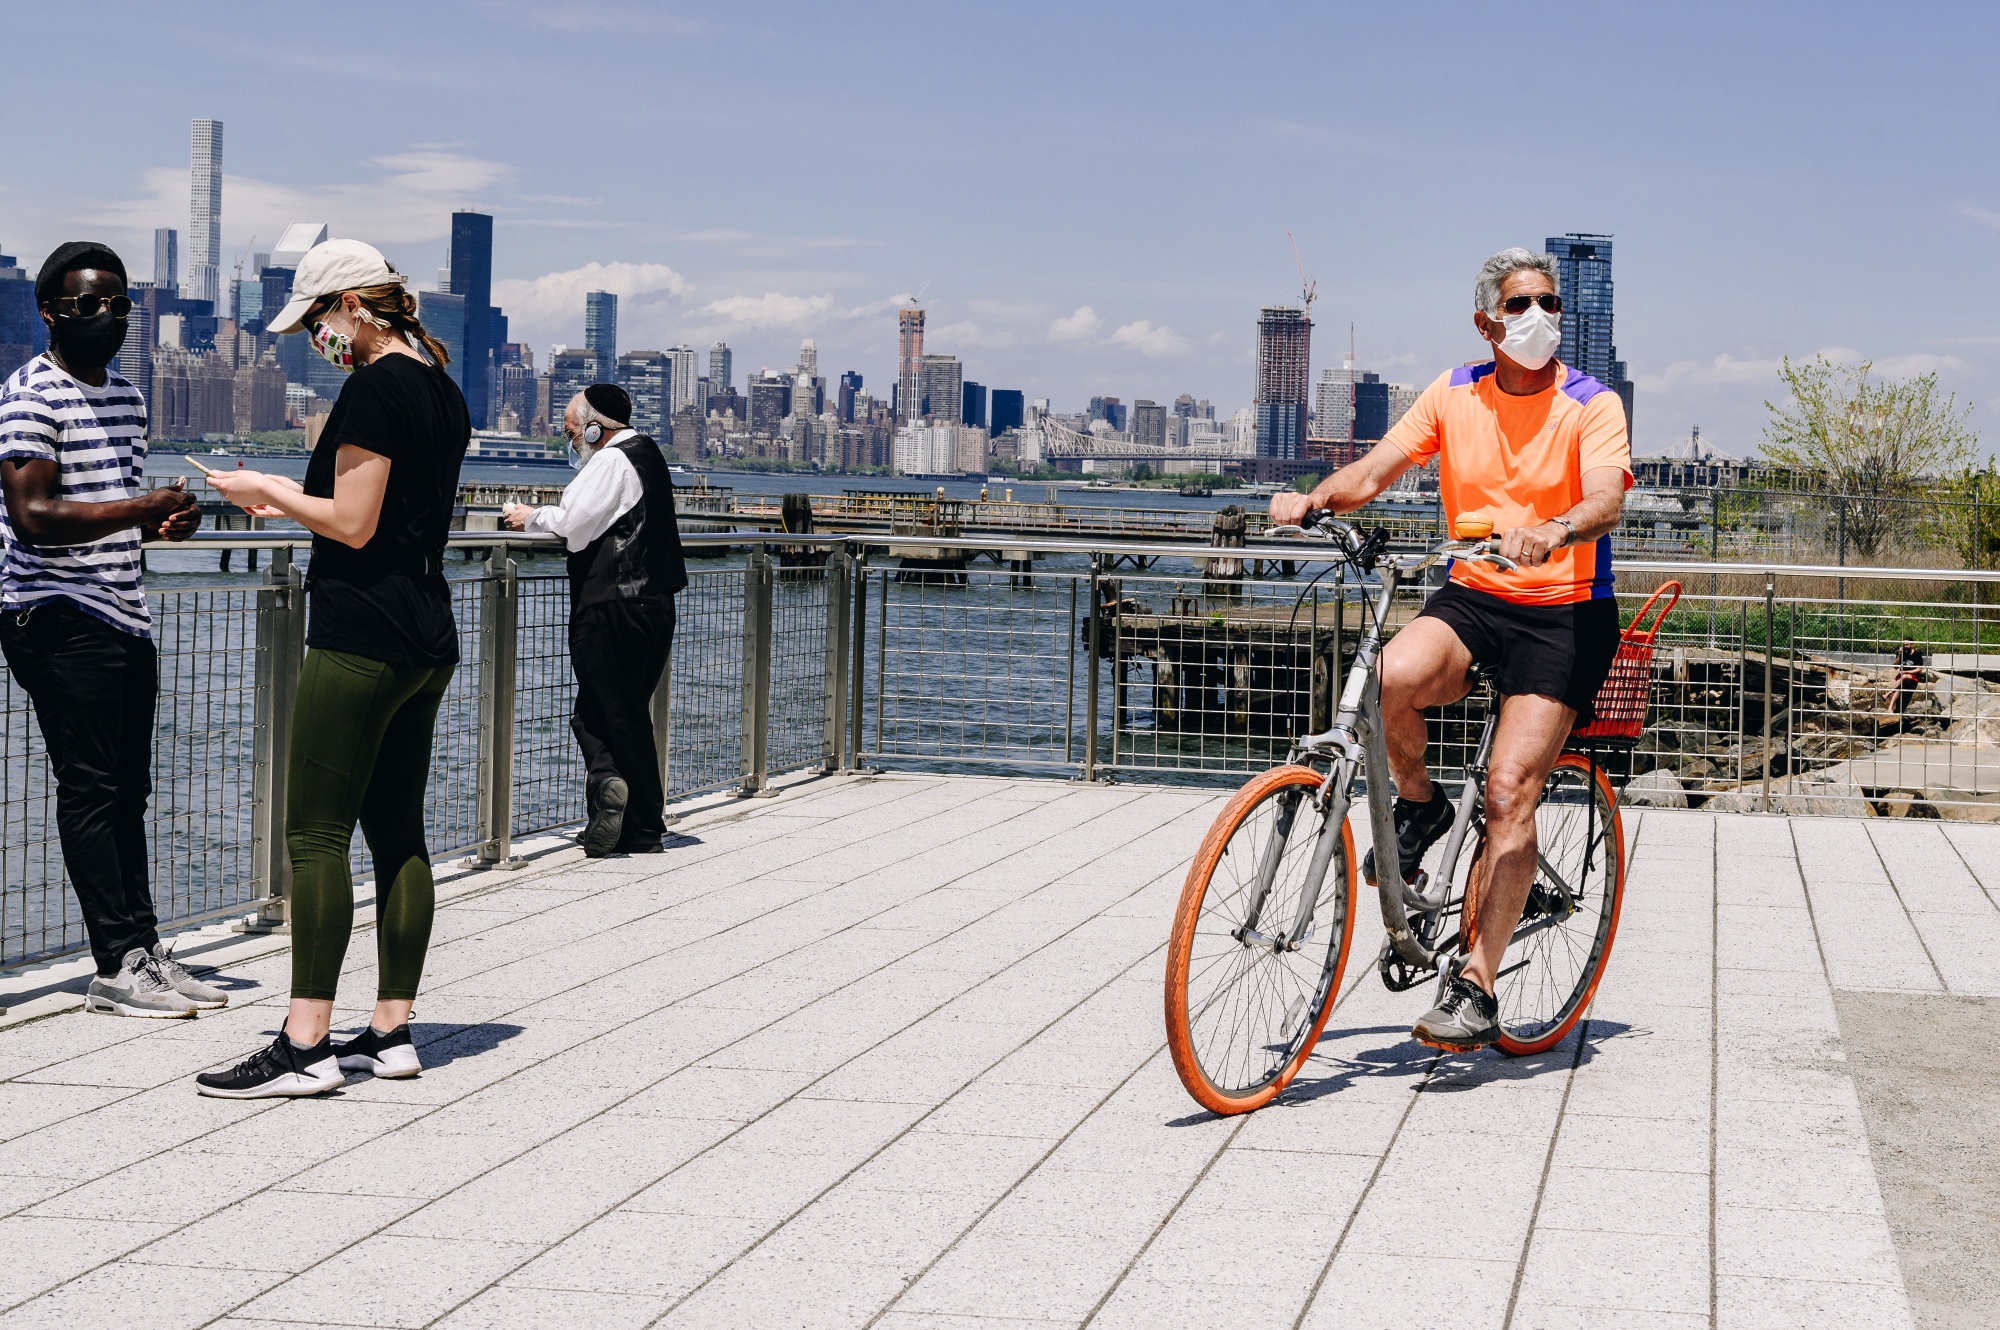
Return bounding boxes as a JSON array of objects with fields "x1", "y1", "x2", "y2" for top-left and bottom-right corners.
[{"x1": 1266, "y1": 510, "x2": 1517, "y2": 573}]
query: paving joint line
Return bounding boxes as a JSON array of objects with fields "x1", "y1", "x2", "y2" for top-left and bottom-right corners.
[
  {"x1": 1, "y1": 782, "x2": 1167, "y2": 1314},
  {"x1": 1859, "y1": 821, "x2": 1950, "y2": 992},
  {"x1": 181, "y1": 786, "x2": 1195, "y2": 1327}
]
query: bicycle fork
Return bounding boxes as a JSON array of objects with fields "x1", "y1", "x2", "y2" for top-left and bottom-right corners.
[{"x1": 1234, "y1": 769, "x2": 1352, "y2": 954}]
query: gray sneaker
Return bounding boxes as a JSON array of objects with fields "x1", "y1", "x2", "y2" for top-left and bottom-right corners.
[
  {"x1": 85, "y1": 948, "x2": 197, "y2": 1019},
  {"x1": 1413, "y1": 976, "x2": 1500, "y2": 1051},
  {"x1": 152, "y1": 941, "x2": 228, "y2": 1009}
]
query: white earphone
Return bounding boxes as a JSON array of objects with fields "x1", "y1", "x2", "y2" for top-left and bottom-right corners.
[{"x1": 582, "y1": 421, "x2": 603, "y2": 446}]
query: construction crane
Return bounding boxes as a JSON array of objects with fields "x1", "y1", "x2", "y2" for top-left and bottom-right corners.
[
  {"x1": 230, "y1": 234, "x2": 257, "y2": 286},
  {"x1": 1286, "y1": 230, "x2": 1316, "y2": 316}
]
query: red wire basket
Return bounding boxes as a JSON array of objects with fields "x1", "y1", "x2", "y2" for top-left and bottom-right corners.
[{"x1": 1570, "y1": 580, "x2": 1682, "y2": 745}]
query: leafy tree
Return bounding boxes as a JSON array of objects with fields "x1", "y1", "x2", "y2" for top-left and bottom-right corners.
[
  {"x1": 1290, "y1": 471, "x2": 1323, "y2": 494},
  {"x1": 1761, "y1": 355, "x2": 1977, "y2": 556}
]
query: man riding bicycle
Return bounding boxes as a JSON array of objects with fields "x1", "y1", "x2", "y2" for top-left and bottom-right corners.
[{"x1": 1269, "y1": 247, "x2": 1631, "y2": 1051}]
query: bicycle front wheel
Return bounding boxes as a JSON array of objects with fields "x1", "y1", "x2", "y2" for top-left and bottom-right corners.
[
  {"x1": 1462, "y1": 753, "x2": 1626, "y2": 1056},
  {"x1": 1165, "y1": 765, "x2": 1358, "y2": 1115}
]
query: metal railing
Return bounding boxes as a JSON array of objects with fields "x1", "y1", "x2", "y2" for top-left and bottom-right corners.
[{"x1": 3, "y1": 526, "x2": 1996, "y2": 969}]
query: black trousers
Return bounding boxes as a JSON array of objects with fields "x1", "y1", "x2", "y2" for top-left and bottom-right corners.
[
  {"x1": 0, "y1": 599, "x2": 161, "y2": 975},
  {"x1": 570, "y1": 596, "x2": 675, "y2": 842}
]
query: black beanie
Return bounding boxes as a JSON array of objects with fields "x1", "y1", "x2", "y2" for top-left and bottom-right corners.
[
  {"x1": 584, "y1": 382, "x2": 631, "y2": 425},
  {"x1": 35, "y1": 241, "x2": 128, "y2": 306}
]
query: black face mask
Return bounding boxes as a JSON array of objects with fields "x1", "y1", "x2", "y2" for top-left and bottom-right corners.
[{"x1": 48, "y1": 312, "x2": 128, "y2": 370}]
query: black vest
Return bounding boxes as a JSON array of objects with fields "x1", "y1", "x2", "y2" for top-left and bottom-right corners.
[{"x1": 566, "y1": 433, "x2": 689, "y2": 609}]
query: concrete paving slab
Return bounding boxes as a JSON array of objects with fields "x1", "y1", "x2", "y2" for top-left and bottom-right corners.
[{"x1": 0, "y1": 777, "x2": 1994, "y2": 1327}]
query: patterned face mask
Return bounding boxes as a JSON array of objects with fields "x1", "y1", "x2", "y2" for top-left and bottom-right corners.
[{"x1": 309, "y1": 319, "x2": 354, "y2": 372}]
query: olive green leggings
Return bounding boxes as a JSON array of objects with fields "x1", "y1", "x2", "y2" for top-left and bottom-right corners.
[{"x1": 286, "y1": 648, "x2": 454, "y2": 1002}]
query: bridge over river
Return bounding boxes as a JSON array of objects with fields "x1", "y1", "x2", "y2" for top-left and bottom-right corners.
[{"x1": 1, "y1": 771, "x2": 1993, "y2": 1328}]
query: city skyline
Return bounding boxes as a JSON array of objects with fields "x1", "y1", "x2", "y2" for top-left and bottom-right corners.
[{"x1": 6, "y1": 3, "x2": 1998, "y2": 458}]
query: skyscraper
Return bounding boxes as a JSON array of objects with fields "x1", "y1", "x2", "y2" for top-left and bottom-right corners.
[
  {"x1": 838, "y1": 370, "x2": 863, "y2": 423},
  {"x1": 962, "y1": 382, "x2": 987, "y2": 430},
  {"x1": 989, "y1": 388, "x2": 1024, "y2": 438},
  {"x1": 549, "y1": 346, "x2": 598, "y2": 420},
  {"x1": 1312, "y1": 363, "x2": 1359, "y2": 443},
  {"x1": 668, "y1": 345, "x2": 701, "y2": 413},
  {"x1": 1351, "y1": 373, "x2": 1388, "y2": 441},
  {"x1": 445, "y1": 211, "x2": 495, "y2": 428},
  {"x1": 154, "y1": 230, "x2": 178, "y2": 291},
  {"x1": 918, "y1": 354, "x2": 961, "y2": 425},
  {"x1": 1254, "y1": 305, "x2": 1311, "y2": 460},
  {"x1": 1544, "y1": 232, "x2": 1634, "y2": 435},
  {"x1": 896, "y1": 308, "x2": 925, "y2": 423},
  {"x1": 184, "y1": 119, "x2": 222, "y2": 306},
  {"x1": 1131, "y1": 400, "x2": 1167, "y2": 448},
  {"x1": 798, "y1": 339, "x2": 817, "y2": 377},
  {"x1": 617, "y1": 350, "x2": 672, "y2": 439},
  {"x1": 584, "y1": 291, "x2": 617, "y2": 384},
  {"x1": 709, "y1": 340, "x2": 732, "y2": 394}
]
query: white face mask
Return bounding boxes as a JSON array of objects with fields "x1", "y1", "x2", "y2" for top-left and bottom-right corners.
[{"x1": 1495, "y1": 304, "x2": 1561, "y2": 371}]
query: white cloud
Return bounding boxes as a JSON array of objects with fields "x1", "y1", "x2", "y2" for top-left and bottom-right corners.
[
  {"x1": 1635, "y1": 346, "x2": 1966, "y2": 394},
  {"x1": 1048, "y1": 306, "x2": 1103, "y2": 342},
  {"x1": 701, "y1": 291, "x2": 836, "y2": 329},
  {"x1": 928, "y1": 320, "x2": 1017, "y2": 349},
  {"x1": 1108, "y1": 319, "x2": 1190, "y2": 358},
  {"x1": 492, "y1": 260, "x2": 687, "y2": 328},
  {"x1": 842, "y1": 294, "x2": 919, "y2": 320},
  {"x1": 89, "y1": 151, "x2": 517, "y2": 250},
  {"x1": 1960, "y1": 202, "x2": 2000, "y2": 232}
]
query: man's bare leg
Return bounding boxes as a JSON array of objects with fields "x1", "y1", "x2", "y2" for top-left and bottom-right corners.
[
  {"x1": 1459, "y1": 691, "x2": 1576, "y2": 995},
  {"x1": 1377, "y1": 617, "x2": 1474, "y2": 803}
]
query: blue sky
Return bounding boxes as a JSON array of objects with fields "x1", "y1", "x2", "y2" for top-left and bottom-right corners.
[{"x1": 5, "y1": 0, "x2": 1997, "y2": 457}]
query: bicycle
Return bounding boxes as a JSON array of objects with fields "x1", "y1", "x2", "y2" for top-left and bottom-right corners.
[{"x1": 1163, "y1": 513, "x2": 1673, "y2": 1116}]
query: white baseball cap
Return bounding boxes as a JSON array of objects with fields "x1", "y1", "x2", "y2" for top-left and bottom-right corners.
[{"x1": 265, "y1": 238, "x2": 406, "y2": 335}]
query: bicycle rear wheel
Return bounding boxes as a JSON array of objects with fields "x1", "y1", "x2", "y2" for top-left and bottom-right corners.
[
  {"x1": 1461, "y1": 753, "x2": 1625, "y2": 1056},
  {"x1": 1165, "y1": 765, "x2": 1358, "y2": 1114}
]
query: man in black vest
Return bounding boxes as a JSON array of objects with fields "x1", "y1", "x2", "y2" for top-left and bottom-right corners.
[{"x1": 503, "y1": 384, "x2": 687, "y2": 856}]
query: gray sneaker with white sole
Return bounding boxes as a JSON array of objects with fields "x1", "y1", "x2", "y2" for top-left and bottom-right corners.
[
  {"x1": 152, "y1": 941, "x2": 228, "y2": 1009},
  {"x1": 85, "y1": 948, "x2": 197, "y2": 1018}
]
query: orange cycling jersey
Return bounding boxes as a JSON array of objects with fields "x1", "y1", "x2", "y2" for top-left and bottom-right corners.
[{"x1": 1383, "y1": 360, "x2": 1632, "y2": 606}]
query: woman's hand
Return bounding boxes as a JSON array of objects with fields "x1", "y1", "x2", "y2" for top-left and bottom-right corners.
[{"x1": 204, "y1": 468, "x2": 288, "y2": 514}]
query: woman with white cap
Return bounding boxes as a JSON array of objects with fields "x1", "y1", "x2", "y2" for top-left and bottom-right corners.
[{"x1": 197, "y1": 239, "x2": 468, "y2": 1098}]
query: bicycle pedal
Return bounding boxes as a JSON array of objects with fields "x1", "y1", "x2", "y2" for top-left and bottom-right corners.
[{"x1": 1415, "y1": 1035, "x2": 1482, "y2": 1054}]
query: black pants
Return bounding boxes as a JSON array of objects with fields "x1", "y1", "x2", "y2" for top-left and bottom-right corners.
[
  {"x1": 570, "y1": 597, "x2": 675, "y2": 842},
  {"x1": 0, "y1": 600, "x2": 160, "y2": 975}
]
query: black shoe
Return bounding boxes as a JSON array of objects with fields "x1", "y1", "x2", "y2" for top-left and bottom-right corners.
[
  {"x1": 195, "y1": 1033, "x2": 342, "y2": 1099},
  {"x1": 582, "y1": 777, "x2": 628, "y2": 858},
  {"x1": 615, "y1": 830, "x2": 665, "y2": 854},
  {"x1": 333, "y1": 1023, "x2": 421, "y2": 1079},
  {"x1": 1413, "y1": 976, "x2": 1501, "y2": 1051},
  {"x1": 1363, "y1": 786, "x2": 1455, "y2": 885}
]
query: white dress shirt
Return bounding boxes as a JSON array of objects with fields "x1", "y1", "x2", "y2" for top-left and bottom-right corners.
[{"x1": 525, "y1": 429, "x2": 646, "y2": 552}]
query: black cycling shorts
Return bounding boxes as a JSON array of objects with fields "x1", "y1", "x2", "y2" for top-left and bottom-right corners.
[{"x1": 1415, "y1": 581, "x2": 1622, "y2": 723}]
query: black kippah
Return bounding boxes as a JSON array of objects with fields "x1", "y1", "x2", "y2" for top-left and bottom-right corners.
[
  {"x1": 584, "y1": 383, "x2": 631, "y2": 425},
  {"x1": 36, "y1": 241, "x2": 128, "y2": 305}
]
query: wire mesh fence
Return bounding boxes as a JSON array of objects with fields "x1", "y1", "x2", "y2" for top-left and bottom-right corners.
[{"x1": 5, "y1": 530, "x2": 1997, "y2": 970}]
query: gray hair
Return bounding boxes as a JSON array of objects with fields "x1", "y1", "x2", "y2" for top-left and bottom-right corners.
[
  {"x1": 1473, "y1": 248, "x2": 1561, "y2": 315},
  {"x1": 566, "y1": 392, "x2": 621, "y2": 435}
]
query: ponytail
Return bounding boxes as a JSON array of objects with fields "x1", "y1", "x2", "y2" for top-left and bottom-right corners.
[{"x1": 347, "y1": 283, "x2": 452, "y2": 368}]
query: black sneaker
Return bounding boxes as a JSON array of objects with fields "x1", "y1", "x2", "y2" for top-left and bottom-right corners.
[
  {"x1": 615, "y1": 831, "x2": 665, "y2": 855},
  {"x1": 195, "y1": 1033, "x2": 342, "y2": 1099},
  {"x1": 1413, "y1": 976, "x2": 1501, "y2": 1051},
  {"x1": 582, "y1": 777, "x2": 628, "y2": 858},
  {"x1": 333, "y1": 1023, "x2": 421, "y2": 1079},
  {"x1": 1363, "y1": 786, "x2": 1455, "y2": 885}
]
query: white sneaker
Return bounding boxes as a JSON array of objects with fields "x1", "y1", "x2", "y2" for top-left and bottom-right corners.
[
  {"x1": 332, "y1": 1023, "x2": 422, "y2": 1079},
  {"x1": 195, "y1": 1033, "x2": 342, "y2": 1098},
  {"x1": 152, "y1": 941, "x2": 229, "y2": 1009},
  {"x1": 85, "y1": 949, "x2": 197, "y2": 1018}
]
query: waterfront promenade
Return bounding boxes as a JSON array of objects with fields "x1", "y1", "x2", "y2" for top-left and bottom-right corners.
[{"x1": 0, "y1": 772, "x2": 1994, "y2": 1328}]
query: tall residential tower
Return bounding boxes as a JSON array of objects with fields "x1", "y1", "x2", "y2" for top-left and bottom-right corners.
[
  {"x1": 1254, "y1": 306, "x2": 1311, "y2": 460},
  {"x1": 1544, "y1": 232, "x2": 1634, "y2": 436},
  {"x1": 445, "y1": 211, "x2": 495, "y2": 428},
  {"x1": 184, "y1": 119, "x2": 222, "y2": 306},
  {"x1": 584, "y1": 291, "x2": 617, "y2": 384},
  {"x1": 896, "y1": 307, "x2": 925, "y2": 423}
]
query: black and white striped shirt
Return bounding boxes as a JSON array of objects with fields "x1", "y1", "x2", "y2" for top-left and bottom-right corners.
[{"x1": 0, "y1": 354, "x2": 151, "y2": 637}]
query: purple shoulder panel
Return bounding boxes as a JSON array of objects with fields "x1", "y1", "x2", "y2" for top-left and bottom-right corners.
[
  {"x1": 1561, "y1": 367, "x2": 1608, "y2": 405},
  {"x1": 1449, "y1": 362, "x2": 1496, "y2": 388}
]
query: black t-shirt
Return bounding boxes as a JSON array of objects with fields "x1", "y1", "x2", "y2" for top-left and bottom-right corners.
[{"x1": 303, "y1": 354, "x2": 469, "y2": 667}]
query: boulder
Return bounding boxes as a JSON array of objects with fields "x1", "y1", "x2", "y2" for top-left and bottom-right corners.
[
  {"x1": 1621, "y1": 769, "x2": 1688, "y2": 809},
  {"x1": 1706, "y1": 781, "x2": 1875, "y2": 817}
]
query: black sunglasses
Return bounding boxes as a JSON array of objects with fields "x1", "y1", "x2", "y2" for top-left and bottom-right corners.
[
  {"x1": 47, "y1": 294, "x2": 133, "y2": 318},
  {"x1": 1500, "y1": 293, "x2": 1562, "y2": 315}
]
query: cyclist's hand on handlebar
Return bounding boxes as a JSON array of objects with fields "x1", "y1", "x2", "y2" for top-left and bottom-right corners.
[
  {"x1": 1269, "y1": 491, "x2": 1317, "y2": 527},
  {"x1": 1498, "y1": 520, "x2": 1566, "y2": 569}
]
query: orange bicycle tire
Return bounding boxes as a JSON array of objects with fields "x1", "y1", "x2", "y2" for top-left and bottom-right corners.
[{"x1": 1164, "y1": 765, "x2": 1358, "y2": 1115}]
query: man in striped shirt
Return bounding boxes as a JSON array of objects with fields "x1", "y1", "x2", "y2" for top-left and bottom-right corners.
[{"x1": 0, "y1": 241, "x2": 226, "y2": 1017}]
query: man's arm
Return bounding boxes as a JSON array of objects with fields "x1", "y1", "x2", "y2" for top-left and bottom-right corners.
[
  {"x1": 1269, "y1": 440, "x2": 1415, "y2": 526},
  {"x1": 1, "y1": 458, "x2": 194, "y2": 546},
  {"x1": 1495, "y1": 466, "x2": 1627, "y2": 568},
  {"x1": 506, "y1": 450, "x2": 641, "y2": 552}
]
